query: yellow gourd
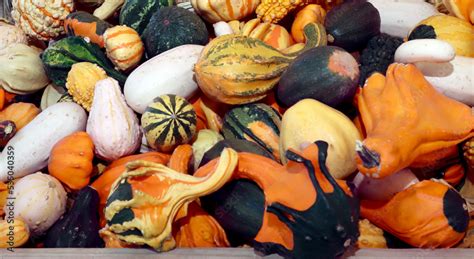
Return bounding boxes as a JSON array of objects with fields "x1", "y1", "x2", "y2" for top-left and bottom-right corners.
[{"x1": 66, "y1": 62, "x2": 108, "y2": 111}]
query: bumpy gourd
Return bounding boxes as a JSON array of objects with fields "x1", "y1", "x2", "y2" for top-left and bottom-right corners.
[
  {"x1": 86, "y1": 78, "x2": 142, "y2": 161},
  {"x1": 192, "y1": 0, "x2": 259, "y2": 23},
  {"x1": 66, "y1": 62, "x2": 108, "y2": 111},
  {"x1": 356, "y1": 63, "x2": 474, "y2": 179},
  {"x1": 11, "y1": 0, "x2": 74, "y2": 41},
  {"x1": 0, "y1": 218, "x2": 30, "y2": 248},
  {"x1": 103, "y1": 25, "x2": 144, "y2": 71},
  {"x1": 0, "y1": 21, "x2": 27, "y2": 50}
]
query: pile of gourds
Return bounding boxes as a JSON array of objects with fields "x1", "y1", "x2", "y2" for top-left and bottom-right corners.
[{"x1": 0, "y1": 0, "x2": 473, "y2": 257}]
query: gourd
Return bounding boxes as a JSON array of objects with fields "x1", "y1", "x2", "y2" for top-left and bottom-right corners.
[
  {"x1": 91, "y1": 151, "x2": 170, "y2": 227},
  {"x1": 256, "y1": 0, "x2": 342, "y2": 23},
  {"x1": 119, "y1": 0, "x2": 174, "y2": 35},
  {"x1": 291, "y1": 4, "x2": 326, "y2": 43},
  {"x1": 463, "y1": 137, "x2": 474, "y2": 169},
  {"x1": 0, "y1": 120, "x2": 16, "y2": 146},
  {"x1": 66, "y1": 62, "x2": 108, "y2": 111},
  {"x1": 11, "y1": 0, "x2": 74, "y2": 41},
  {"x1": 141, "y1": 94, "x2": 197, "y2": 152},
  {"x1": 356, "y1": 63, "x2": 474, "y2": 179},
  {"x1": 443, "y1": 0, "x2": 474, "y2": 24},
  {"x1": 357, "y1": 219, "x2": 387, "y2": 248},
  {"x1": 192, "y1": 0, "x2": 259, "y2": 23},
  {"x1": 222, "y1": 103, "x2": 281, "y2": 161},
  {"x1": 40, "y1": 83, "x2": 67, "y2": 110},
  {"x1": 64, "y1": 11, "x2": 112, "y2": 48},
  {"x1": 0, "y1": 102, "x2": 40, "y2": 131},
  {"x1": 0, "y1": 43, "x2": 49, "y2": 95},
  {"x1": 103, "y1": 25, "x2": 144, "y2": 71},
  {"x1": 142, "y1": 7, "x2": 209, "y2": 58},
  {"x1": 0, "y1": 21, "x2": 27, "y2": 50},
  {"x1": 41, "y1": 36, "x2": 127, "y2": 88},
  {"x1": 277, "y1": 46, "x2": 359, "y2": 108},
  {"x1": 0, "y1": 218, "x2": 29, "y2": 248},
  {"x1": 192, "y1": 130, "x2": 224, "y2": 171},
  {"x1": 103, "y1": 148, "x2": 238, "y2": 251},
  {"x1": 408, "y1": 15, "x2": 474, "y2": 57},
  {"x1": 93, "y1": 0, "x2": 124, "y2": 20},
  {"x1": 86, "y1": 78, "x2": 141, "y2": 161},
  {"x1": 48, "y1": 132, "x2": 95, "y2": 191},
  {"x1": 0, "y1": 102, "x2": 87, "y2": 182},
  {"x1": 361, "y1": 180, "x2": 469, "y2": 248},
  {"x1": 280, "y1": 99, "x2": 361, "y2": 179},
  {"x1": 194, "y1": 23, "x2": 326, "y2": 105},
  {"x1": 7, "y1": 172, "x2": 67, "y2": 236},
  {"x1": 124, "y1": 45, "x2": 204, "y2": 114},
  {"x1": 44, "y1": 186, "x2": 104, "y2": 248}
]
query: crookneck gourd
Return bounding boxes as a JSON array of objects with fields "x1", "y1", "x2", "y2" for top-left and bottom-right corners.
[
  {"x1": 64, "y1": 11, "x2": 112, "y2": 48},
  {"x1": 356, "y1": 63, "x2": 474, "y2": 179},
  {"x1": 196, "y1": 141, "x2": 360, "y2": 259},
  {"x1": 361, "y1": 180, "x2": 470, "y2": 248},
  {"x1": 194, "y1": 22, "x2": 327, "y2": 105},
  {"x1": 103, "y1": 148, "x2": 238, "y2": 251}
]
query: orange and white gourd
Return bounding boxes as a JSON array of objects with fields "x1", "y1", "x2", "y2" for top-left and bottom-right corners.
[
  {"x1": 103, "y1": 25, "x2": 144, "y2": 71},
  {"x1": 87, "y1": 78, "x2": 142, "y2": 161},
  {"x1": 191, "y1": 0, "x2": 260, "y2": 23},
  {"x1": 11, "y1": 0, "x2": 74, "y2": 41}
]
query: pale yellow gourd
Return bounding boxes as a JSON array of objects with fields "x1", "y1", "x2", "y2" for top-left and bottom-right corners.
[{"x1": 0, "y1": 218, "x2": 30, "y2": 248}]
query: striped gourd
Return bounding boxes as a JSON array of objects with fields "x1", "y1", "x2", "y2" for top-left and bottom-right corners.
[
  {"x1": 194, "y1": 23, "x2": 327, "y2": 105},
  {"x1": 119, "y1": 0, "x2": 174, "y2": 35},
  {"x1": 191, "y1": 0, "x2": 259, "y2": 23},
  {"x1": 222, "y1": 103, "x2": 281, "y2": 161},
  {"x1": 103, "y1": 25, "x2": 144, "y2": 71},
  {"x1": 142, "y1": 95, "x2": 197, "y2": 152}
]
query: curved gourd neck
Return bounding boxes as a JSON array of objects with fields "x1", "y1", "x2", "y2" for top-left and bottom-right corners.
[{"x1": 284, "y1": 22, "x2": 327, "y2": 57}]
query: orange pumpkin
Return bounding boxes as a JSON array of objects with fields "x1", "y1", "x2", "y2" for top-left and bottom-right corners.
[
  {"x1": 0, "y1": 102, "x2": 41, "y2": 130},
  {"x1": 356, "y1": 63, "x2": 474, "y2": 179},
  {"x1": 48, "y1": 132, "x2": 95, "y2": 191},
  {"x1": 291, "y1": 5, "x2": 326, "y2": 43}
]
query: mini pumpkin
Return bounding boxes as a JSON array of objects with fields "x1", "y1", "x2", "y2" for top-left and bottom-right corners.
[
  {"x1": 66, "y1": 62, "x2": 108, "y2": 111},
  {"x1": 191, "y1": 0, "x2": 259, "y2": 23},
  {"x1": 0, "y1": 218, "x2": 30, "y2": 248},
  {"x1": 48, "y1": 132, "x2": 95, "y2": 191},
  {"x1": 0, "y1": 102, "x2": 40, "y2": 131},
  {"x1": 103, "y1": 25, "x2": 144, "y2": 71}
]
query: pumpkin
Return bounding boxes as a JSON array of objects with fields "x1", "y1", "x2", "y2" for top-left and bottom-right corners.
[
  {"x1": 141, "y1": 94, "x2": 197, "y2": 153},
  {"x1": 103, "y1": 148, "x2": 238, "y2": 251},
  {"x1": 119, "y1": 0, "x2": 174, "y2": 35},
  {"x1": 103, "y1": 25, "x2": 144, "y2": 71},
  {"x1": 6, "y1": 172, "x2": 67, "y2": 236},
  {"x1": 40, "y1": 83, "x2": 67, "y2": 110},
  {"x1": 0, "y1": 21, "x2": 27, "y2": 51},
  {"x1": 443, "y1": 0, "x2": 474, "y2": 24},
  {"x1": 11, "y1": 0, "x2": 74, "y2": 41},
  {"x1": 48, "y1": 132, "x2": 95, "y2": 191},
  {"x1": 277, "y1": 46, "x2": 360, "y2": 108},
  {"x1": 256, "y1": 0, "x2": 342, "y2": 23},
  {"x1": 66, "y1": 62, "x2": 108, "y2": 111},
  {"x1": 324, "y1": 0, "x2": 381, "y2": 52},
  {"x1": 356, "y1": 63, "x2": 474, "y2": 179},
  {"x1": 0, "y1": 120, "x2": 16, "y2": 146},
  {"x1": 357, "y1": 219, "x2": 387, "y2": 249},
  {"x1": 0, "y1": 102, "x2": 40, "y2": 131},
  {"x1": 0, "y1": 218, "x2": 30, "y2": 248},
  {"x1": 44, "y1": 186, "x2": 104, "y2": 248},
  {"x1": 64, "y1": 11, "x2": 112, "y2": 48},
  {"x1": 192, "y1": 130, "x2": 224, "y2": 171},
  {"x1": 142, "y1": 7, "x2": 209, "y2": 58},
  {"x1": 194, "y1": 23, "x2": 326, "y2": 105},
  {"x1": 291, "y1": 4, "x2": 327, "y2": 43},
  {"x1": 361, "y1": 180, "x2": 469, "y2": 248},
  {"x1": 196, "y1": 141, "x2": 360, "y2": 258},
  {"x1": 192, "y1": 0, "x2": 259, "y2": 23},
  {"x1": 408, "y1": 15, "x2": 474, "y2": 57},
  {"x1": 0, "y1": 43, "x2": 49, "y2": 95},
  {"x1": 222, "y1": 103, "x2": 281, "y2": 161},
  {"x1": 91, "y1": 152, "x2": 170, "y2": 227},
  {"x1": 87, "y1": 78, "x2": 141, "y2": 161}
]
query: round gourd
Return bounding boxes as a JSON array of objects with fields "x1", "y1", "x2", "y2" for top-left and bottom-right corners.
[
  {"x1": 0, "y1": 102, "x2": 41, "y2": 131},
  {"x1": 191, "y1": 0, "x2": 260, "y2": 23},
  {"x1": 119, "y1": 0, "x2": 174, "y2": 35},
  {"x1": 142, "y1": 6, "x2": 209, "y2": 58},
  {"x1": 0, "y1": 218, "x2": 30, "y2": 248},
  {"x1": 6, "y1": 172, "x2": 67, "y2": 236},
  {"x1": 66, "y1": 62, "x2": 108, "y2": 111},
  {"x1": 277, "y1": 46, "x2": 360, "y2": 108},
  {"x1": 103, "y1": 25, "x2": 144, "y2": 71},
  {"x1": 141, "y1": 94, "x2": 197, "y2": 152}
]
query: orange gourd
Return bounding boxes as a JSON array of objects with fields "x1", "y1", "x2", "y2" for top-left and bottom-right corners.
[
  {"x1": 356, "y1": 63, "x2": 474, "y2": 179},
  {"x1": 0, "y1": 89, "x2": 5, "y2": 111},
  {"x1": 291, "y1": 5, "x2": 326, "y2": 43},
  {"x1": 0, "y1": 102, "x2": 41, "y2": 130},
  {"x1": 91, "y1": 152, "x2": 170, "y2": 227},
  {"x1": 361, "y1": 180, "x2": 470, "y2": 248},
  {"x1": 48, "y1": 132, "x2": 95, "y2": 191},
  {"x1": 444, "y1": 0, "x2": 474, "y2": 24}
]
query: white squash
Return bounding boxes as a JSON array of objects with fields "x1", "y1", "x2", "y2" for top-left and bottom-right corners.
[
  {"x1": 0, "y1": 21, "x2": 28, "y2": 51},
  {"x1": 6, "y1": 172, "x2": 67, "y2": 236},
  {"x1": 0, "y1": 102, "x2": 87, "y2": 182},
  {"x1": 394, "y1": 39, "x2": 456, "y2": 63},
  {"x1": 124, "y1": 44, "x2": 204, "y2": 114},
  {"x1": 368, "y1": 0, "x2": 439, "y2": 38},
  {"x1": 87, "y1": 77, "x2": 142, "y2": 161}
]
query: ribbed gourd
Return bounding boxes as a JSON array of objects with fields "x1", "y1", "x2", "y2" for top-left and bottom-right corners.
[
  {"x1": 256, "y1": 0, "x2": 342, "y2": 23},
  {"x1": 66, "y1": 62, "x2": 108, "y2": 111},
  {"x1": 0, "y1": 218, "x2": 30, "y2": 248},
  {"x1": 103, "y1": 25, "x2": 144, "y2": 71},
  {"x1": 141, "y1": 94, "x2": 197, "y2": 153},
  {"x1": 194, "y1": 23, "x2": 327, "y2": 105},
  {"x1": 192, "y1": 0, "x2": 260, "y2": 23}
]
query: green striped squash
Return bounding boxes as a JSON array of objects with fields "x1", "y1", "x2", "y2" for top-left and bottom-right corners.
[
  {"x1": 222, "y1": 103, "x2": 281, "y2": 161},
  {"x1": 141, "y1": 94, "x2": 197, "y2": 152},
  {"x1": 119, "y1": 0, "x2": 175, "y2": 35}
]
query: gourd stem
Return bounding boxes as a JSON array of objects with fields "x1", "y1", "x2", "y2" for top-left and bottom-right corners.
[{"x1": 355, "y1": 140, "x2": 380, "y2": 169}]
